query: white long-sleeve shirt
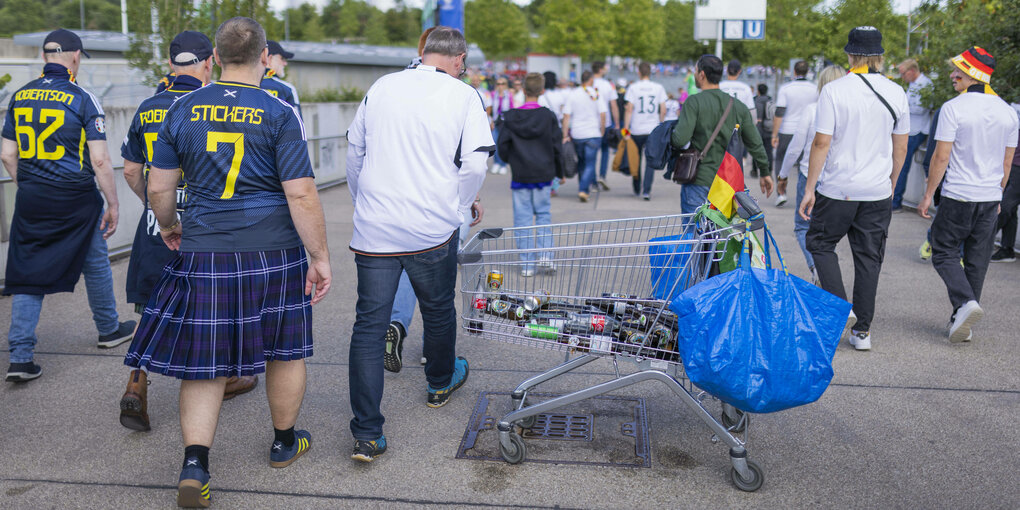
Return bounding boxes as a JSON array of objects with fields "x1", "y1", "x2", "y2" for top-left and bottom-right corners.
[{"x1": 346, "y1": 65, "x2": 493, "y2": 254}]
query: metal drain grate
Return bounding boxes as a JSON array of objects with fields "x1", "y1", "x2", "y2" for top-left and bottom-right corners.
[
  {"x1": 456, "y1": 391, "x2": 650, "y2": 467},
  {"x1": 522, "y1": 413, "x2": 594, "y2": 441}
]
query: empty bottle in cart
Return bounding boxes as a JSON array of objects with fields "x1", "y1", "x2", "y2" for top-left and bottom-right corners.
[{"x1": 468, "y1": 273, "x2": 487, "y2": 333}]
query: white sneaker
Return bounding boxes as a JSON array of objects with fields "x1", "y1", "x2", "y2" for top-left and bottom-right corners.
[
  {"x1": 841, "y1": 310, "x2": 857, "y2": 344},
  {"x1": 521, "y1": 268, "x2": 535, "y2": 277},
  {"x1": 775, "y1": 194, "x2": 788, "y2": 207},
  {"x1": 849, "y1": 330, "x2": 871, "y2": 351},
  {"x1": 949, "y1": 300, "x2": 983, "y2": 343},
  {"x1": 537, "y1": 257, "x2": 556, "y2": 272},
  {"x1": 498, "y1": 164, "x2": 508, "y2": 175}
]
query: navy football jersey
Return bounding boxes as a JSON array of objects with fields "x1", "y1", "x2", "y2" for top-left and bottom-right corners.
[
  {"x1": 260, "y1": 69, "x2": 302, "y2": 119},
  {"x1": 151, "y1": 80, "x2": 313, "y2": 252},
  {"x1": 122, "y1": 75, "x2": 201, "y2": 304},
  {"x1": 1, "y1": 63, "x2": 106, "y2": 186},
  {"x1": 155, "y1": 72, "x2": 176, "y2": 94}
]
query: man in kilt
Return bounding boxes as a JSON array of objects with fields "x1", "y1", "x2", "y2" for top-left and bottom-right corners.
[
  {"x1": 123, "y1": 17, "x2": 331, "y2": 508},
  {"x1": 118, "y1": 30, "x2": 258, "y2": 433}
]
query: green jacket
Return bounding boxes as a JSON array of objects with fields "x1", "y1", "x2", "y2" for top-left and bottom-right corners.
[{"x1": 670, "y1": 89, "x2": 771, "y2": 187}]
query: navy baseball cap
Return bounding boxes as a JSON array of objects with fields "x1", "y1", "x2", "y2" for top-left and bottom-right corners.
[
  {"x1": 43, "y1": 29, "x2": 90, "y2": 58},
  {"x1": 267, "y1": 40, "x2": 294, "y2": 59},
  {"x1": 169, "y1": 31, "x2": 213, "y2": 65}
]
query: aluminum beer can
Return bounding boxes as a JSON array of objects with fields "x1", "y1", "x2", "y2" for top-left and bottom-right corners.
[
  {"x1": 487, "y1": 270, "x2": 504, "y2": 290},
  {"x1": 523, "y1": 290, "x2": 551, "y2": 312},
  {"x1": 589, "y1": 314, "x2": 608, "y2": 333},
  {"x1": 527, "y1": 323, "x2": 559, "y2": 339}
]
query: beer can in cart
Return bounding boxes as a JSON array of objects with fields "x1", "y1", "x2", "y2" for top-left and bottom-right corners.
[
  {"x1": 523, "y1": 290, "x2": 551, "y2": 312},
  {"x1": 487, "y1": 270, "x2": 504, "y2": 290},
  {"x1": 527, "y1": 323, "x2": 559, "y2": 339}
]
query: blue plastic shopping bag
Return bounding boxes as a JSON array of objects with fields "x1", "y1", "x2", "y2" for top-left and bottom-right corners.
[
  {"x1": 648, "y1": 232, "x2": 696, "y2": 301},
  {"x1": 669, "y1": 228, "x2": 851, "y2": 413}
]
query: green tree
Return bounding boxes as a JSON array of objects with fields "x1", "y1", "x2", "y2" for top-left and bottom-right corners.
[
  {"x1": 821, "y1": 0, "x2": 907, "y2": 68},
  {"x1": 336, "y1": 0, "x2": 387, "y2": 44},
  {"x1": 382, "y1": 1, "x2": 424, "y2": 45},
  {"x1": 658, "y1": 0, "x2": 708, "y2": 62},
  {"x1": 284, "y1": 3, "x2": 324, "y2": 41},
  {"x1": 744, "y1": 0, "x2": 826, "y2": 69},
  {"x1": 538, "y1": 0, "x2": 612, "y2": 60},
  {"x1": 465, "y1": 0, "x2": 529, "y2": 58},
  {"x1": 54, "y1": 0, "x2": 123, "y2": 31},
  {"x1": 610, "y1": 0, "x2": 663, "y2": 60},
  {"x1": 0, "y1": 0, "x2": 47, "y2": 37}
]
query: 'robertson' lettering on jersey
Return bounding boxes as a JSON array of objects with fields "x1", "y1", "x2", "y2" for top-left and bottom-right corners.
[
  {"x1": 152, "y1": 80, "x2": 313, "y2": 252},
  {"x1": 1, "y1": 63, "x2": 106, "y2": 186}
]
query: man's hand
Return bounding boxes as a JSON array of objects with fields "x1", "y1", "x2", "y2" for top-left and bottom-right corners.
[
  {"x1": 771, "y1": 136, "x2": 779, "y2": 148},
  {"x1": 305, "y1": 257, "x2": 332, "y2": 305},
  {"x1": 100, "y1": 207, "x2": 119, "y2": 239},
  {"x1": 798, "y1": 191, "x2": 815, "y2": 221},
  {"x1": 776, "y1": 177, "x2": 788, "y2": 196},
  {"x1": 759, "y1": 175, "x2": 774, "y2": 197},
  {"x1": 159, "y1": 221, "x2": 182, "y2": 250},
  {"x1": 470, "y1": 200, "x2": 484, "y2": 227},
  {"x1": 917, "y1": 195, "x2": 933, "y2": 219}
]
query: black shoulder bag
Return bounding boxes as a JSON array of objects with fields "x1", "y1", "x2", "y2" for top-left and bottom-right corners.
[{"x1": 855, "y1": 73, "x2": 898, "y2": 124}]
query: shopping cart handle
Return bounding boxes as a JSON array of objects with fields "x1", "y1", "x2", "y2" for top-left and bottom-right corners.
[
  {"x1": 734, "y1": 191, "x2": 765, "y2": 231},
  {"x1": 479, "y1": 228, "x2": 504, "y2": 240}
]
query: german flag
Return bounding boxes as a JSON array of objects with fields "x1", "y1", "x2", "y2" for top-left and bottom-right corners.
[{"x1": 707, "y1": 127, "x2": 746, "y2": 219}]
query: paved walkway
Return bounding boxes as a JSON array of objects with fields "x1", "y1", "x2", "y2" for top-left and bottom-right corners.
[{"x1": 2, "y1": 167, "x2": 1018, "y2": 508}]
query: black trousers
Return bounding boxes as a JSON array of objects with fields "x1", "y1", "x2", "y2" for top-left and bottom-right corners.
[
  {"x1": 995, "y1": 164, "x2": 1020, "y2": 251},
  {"x1": 806, "y1": 195, "x2": 891, "y2": 332},
  {"x1": 931, "y1": 197, "x2": 999, "y2": 310},
  {"x1": 773, "y1": 133, "x2": 795, "y2": 176}
]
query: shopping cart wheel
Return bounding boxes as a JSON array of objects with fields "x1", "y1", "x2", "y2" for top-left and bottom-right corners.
[
  {"x1": 730, "y1": 460, "x2": 764, "y2": 492},
  {"x1": 721, "y1": 408, "x2": 747, "y2": 433},
  {"x1": 500, "y1": 433, "x2": 527, "y2": 464},
  {"x1": 516, "y1": 398, "x2": 537, "y2": 429}
]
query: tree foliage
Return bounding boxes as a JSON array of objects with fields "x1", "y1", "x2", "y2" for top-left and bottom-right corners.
[
  {"x1": 538, "y1": 0, "x2": 612, "y2": 60},
  {"x1": 611, "y1": 0, "x2": 663, "y2": 61},
  {"x1": 465, "y1": 0, "x2": 528, "y2": 59}
]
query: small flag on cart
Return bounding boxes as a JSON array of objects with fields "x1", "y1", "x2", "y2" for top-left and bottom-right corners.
[{"x1": 707, "y1": 126, "x2": 746, "y2": 219}]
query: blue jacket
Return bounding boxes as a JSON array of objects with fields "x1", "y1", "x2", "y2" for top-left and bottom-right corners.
[{"x1": 645, "y1": 119, "x2": 677, "y2": 171}]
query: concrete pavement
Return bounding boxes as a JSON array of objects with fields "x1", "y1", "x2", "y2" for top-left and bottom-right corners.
[{"x1": 2, "y1": 167, "x2": 1018, "y2": 509}]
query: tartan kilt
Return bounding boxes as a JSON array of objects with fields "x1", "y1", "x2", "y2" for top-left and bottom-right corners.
[{"x1": 124, "y1": 247, "x2": 313, "y2": 380}]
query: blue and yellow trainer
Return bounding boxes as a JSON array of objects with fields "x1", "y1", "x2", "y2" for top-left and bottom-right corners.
[
  {"x1": 351, "y1": 436, "x2": 387, "y2": 462},
  {"x1": 177, "y1": 460, "x2": 211, "y2": 508},
  {"x1": 426, "y1": 356, "x2": 469, "y2": 408},
  {"x1": 269, "y1": 429, "x2": 312, "y2": 468}
]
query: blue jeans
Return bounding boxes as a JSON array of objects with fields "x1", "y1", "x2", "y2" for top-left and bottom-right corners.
[
  {"x1": 351, "y1": 236, "x2": 459, "y2": 440},
  {"x1": 390, "y1": 214, "x2": 471, "y2": 331},
  {"x1": 892, "y1": 133, "x2": 927, "y2": 209},
  {"x1": 512, "y1": 186, "x2": 553, "y2": 270},
  {"x1": 680, "y1": 184, "x2": 710, "y2": 215},
  {"x1": 598, "y1": 122, "x2": 614, "y2": 179},
  {"x1": 574, "y1": 138, "x2": 601, "y2": 194},
  {"x1": 492, "y1": 127, "x2": 505, "y2": 166},
  {"x1": 8, "y1": 220, "x2": 119, "y2": 363},
  {"x1": 794, "y1": 172, "x2": 815, "y2": 269}
]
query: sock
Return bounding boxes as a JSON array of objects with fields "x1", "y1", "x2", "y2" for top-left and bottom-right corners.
[
  {"x1": 274, "y1": 427, "x2": 295, "y2": 447},
  {"x1": 183, "y1": 445, "x2": 210, "y2": 472}
]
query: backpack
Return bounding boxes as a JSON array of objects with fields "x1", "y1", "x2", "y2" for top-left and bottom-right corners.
[{"x1": 762, "y1": 99, "x2": 776, "y2": 131}]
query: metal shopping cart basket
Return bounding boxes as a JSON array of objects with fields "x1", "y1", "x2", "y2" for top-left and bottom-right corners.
[{"x1": 457, "y1": 195, "x2": 768, "y2": 492}]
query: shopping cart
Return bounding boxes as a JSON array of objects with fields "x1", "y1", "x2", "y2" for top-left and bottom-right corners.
[{"x1": 458, "y1": 196, "x2": 767, "y2": 492}]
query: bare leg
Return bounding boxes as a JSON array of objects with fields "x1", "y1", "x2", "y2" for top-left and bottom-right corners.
[
  {"x1": 266, "y1": 359, "x2": 306, "y2": 430},
  {"x1": 180, "y1": 378, "x2": 228, "y2": 447}
]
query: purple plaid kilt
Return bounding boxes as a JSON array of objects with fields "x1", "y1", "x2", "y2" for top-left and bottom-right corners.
[{"x1": 124, "y1": 247, "x2": 312, "y2": 380}]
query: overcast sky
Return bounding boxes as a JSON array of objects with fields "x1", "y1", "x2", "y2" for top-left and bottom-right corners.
[{"x1": 267, "y1": 0, "x2": 911, "y2": 16}]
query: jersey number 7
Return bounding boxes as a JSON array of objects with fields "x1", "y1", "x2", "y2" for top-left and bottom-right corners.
[{"x1": 207, "y1": 132, "x2": 245, "y2": 199}]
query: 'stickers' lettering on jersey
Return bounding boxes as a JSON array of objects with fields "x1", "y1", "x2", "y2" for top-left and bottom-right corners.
[
  {"x1": 138, "y1": 108, "x2": 167, "y2": 125},
  {"x1": 189, "y1": 105, "x2": 264, "y2": 124},
  {"x1": 13, "y1": 89, "x2": 75, "y2": 105}
]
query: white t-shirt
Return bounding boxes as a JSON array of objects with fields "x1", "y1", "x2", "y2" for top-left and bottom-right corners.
[
  {"x1": 935, "y1": 91, "x2": 1019, "y2": 202},
  {"x1": 663, "y1": 98, "x2": 680, "y2": 121},
  {"x1": 346, "y1": 65, "x2": 494, "y2": 253},
  {"x1": 538, "y1": 88, "x2": 567, "y2": 125},
  {"x1": 624, "y1": 79, "x2": 668, "y2": 135},
  {"x1": 719, "y1": 79, "x2": 756, "y2": 119},
  {"x1": 775, "y1": 79, "x2": 818, "y2": 135},
  {"x1": 779, "y1": 102, "x2": 818, "y2": 178},
  {"x1": 476, "y1": 86, "x2": 493, "y2": 112},
  {"x1": 814, "y1": 72, "x2": 910, "y2": 201},
  {"x1": 563, "y1": 86, "x2": 608, "y2": 140},
  {"x1": 593, "y1": 76, "x2": 619, "y2": 126},
  {"x1": 906, "y1": 73, "x2": 933, "y2": 136}
]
